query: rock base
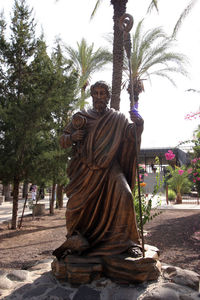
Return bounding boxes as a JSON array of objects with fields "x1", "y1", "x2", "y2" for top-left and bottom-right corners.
[
  {"x1": 1, "y1": 259, "x2": 200, "y2": 300},
  {"x1": 51, "y1": 244, "x2": 161, "y2": 285}
]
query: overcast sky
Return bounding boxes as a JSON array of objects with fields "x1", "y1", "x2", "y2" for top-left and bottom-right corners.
[{"x1": 1, "y1": 0, "x2": 200, "y2": 149}]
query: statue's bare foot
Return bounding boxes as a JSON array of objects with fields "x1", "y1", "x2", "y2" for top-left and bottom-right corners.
[
  {"x1": 52, "y1": 231, "x2": 89, "y2": 260},
  {"x1": 127, "y1": 246, "x2": 143, "y2": 258}
]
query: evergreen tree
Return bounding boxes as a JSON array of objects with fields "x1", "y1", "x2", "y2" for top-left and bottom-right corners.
[
  {"x1": 30, "y1": 40, "x2": 77, "y2": 214},
  {"x1": 0, "y1": 0, "x2": 37, "y2": 229},
  {"x1": 0, "y1": 1, "x2": 78, "y2": 225}
]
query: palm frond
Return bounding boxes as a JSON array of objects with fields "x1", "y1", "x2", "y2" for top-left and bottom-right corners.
[
  {"x1": 64, "y1": 38, "x2": 111, "y2": 108},
  {"x1": 137, "y1": 27, "x2": 168, "y2": 71},
  {"x1": 141, "y1": 52, "x2": 188, "y2": 76},
  {"x1": 186, "y1": 88, "x2": 200, "y2": 93},
  {"x1": 146, "y1": 0, "x2": 159, "y2": 14},
  {"x1": 149, "y1": 66, "x2": 187, "y2": 77},
  {"x1": 90, "y1": 0, "x2": 103, "y2": 20},
  {"x1": 133, "y1": 19, "x2": 144, "y2": 56},
  {"x1": 172, "y1": 0, "x2": 197, "y2": 38},
  {"x1": 123, "y1": 19, "x2": 188, "y2": 100},
  {"x1": 141, "y1": 41, "x2": 172, "y2": 68}
]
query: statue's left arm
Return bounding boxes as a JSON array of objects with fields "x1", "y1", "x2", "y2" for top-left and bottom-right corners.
[
  {"x1": 126, "y1": 111, "x2": 144, "y2": 146},
  {"x1": 119, "y1": 110, "x2": 144, "y2": 190}
]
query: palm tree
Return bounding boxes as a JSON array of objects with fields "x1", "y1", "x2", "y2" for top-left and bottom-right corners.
[
  {"x1": 64, "y1": 38, "x2": 111, "y2": 109},
  {"x1": 91, "y1": 0, "x2": 159, "y2": 110},
  {"x1": 123, "y1": 20, "x2": 188, "y2": 104}
]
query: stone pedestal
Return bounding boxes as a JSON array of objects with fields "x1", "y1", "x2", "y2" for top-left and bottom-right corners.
[
  {"x1": 51, "y1": 244, "x2": 161, "y2": 285},
  {"x1": 52, "y1": 256, "x2": 103, "y2": 285},
  {"x1": 103, "y1": 255, "x2": 161, "y2": 284}
]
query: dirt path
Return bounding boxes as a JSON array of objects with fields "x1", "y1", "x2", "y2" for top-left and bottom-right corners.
[
  {"x1": 144, "y1": 209, "x2": 200, "y2": 274},
  {"x1": 0, "y1": 208, "x2": 199, "y2": 274}
]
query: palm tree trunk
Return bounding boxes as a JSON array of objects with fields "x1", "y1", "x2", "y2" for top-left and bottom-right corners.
[
  {"x1": 111, "y1": 0, "x2": 128, "y2": 111},
  {"x1": 176, "y1": 192, "x2": 182, "y2": 204},
  {"x1": 11, "y1": 177, "x2": 20, "y2": 229}
]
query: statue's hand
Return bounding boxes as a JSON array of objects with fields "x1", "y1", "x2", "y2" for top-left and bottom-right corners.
[
  {"x1": 60, "y1": 134, "x2": 71, "y2": 148},
  {"x1": 71, "y1": 130, "x2": 86, "y2": 142},
  {"x1": 130, "y1": 111, "x2": 144, "y2": 127}
]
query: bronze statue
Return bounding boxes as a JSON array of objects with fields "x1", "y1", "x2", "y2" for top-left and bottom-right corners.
[{"x1": 53, "y1": 81, "x2": 144, "y2": 260}]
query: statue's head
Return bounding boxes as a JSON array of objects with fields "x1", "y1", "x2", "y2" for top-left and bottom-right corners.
[{"x1": 90, "y1": 81, "x2": 110, "y2": 113}]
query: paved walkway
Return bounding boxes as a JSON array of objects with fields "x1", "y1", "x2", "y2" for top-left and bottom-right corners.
[
  {"x1": 151, "y1": 194, "x2": 200, "y2": 210},
  {"x1": 0, "y1": 196, "x2": 68, "y2": 224},
  {"x1": 0, "y1": 194, "x2": 199, "y2": 224}
]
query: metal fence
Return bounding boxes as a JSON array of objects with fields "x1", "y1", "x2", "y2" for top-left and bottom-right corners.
[{"x1": 182, "y1": 195, "x2": 200, "y2": 205}]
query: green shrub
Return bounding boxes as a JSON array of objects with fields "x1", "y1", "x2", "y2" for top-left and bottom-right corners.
[
  {"x1": 168, "y1": 189, "x2": 176, "y2": 201},
  {"x1": 133, "y1": 156, "x2": 163, "y2": 230},
  {"x1": 167, "y1": 165, "x2": 192, "y2": 195}
]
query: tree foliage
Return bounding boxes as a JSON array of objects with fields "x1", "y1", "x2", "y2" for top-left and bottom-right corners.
[
  {"x1": 189, "y1": 126, "x2": 200, "y2": 197},
  {"x1": 65, "y1": 38, "x2": 111, "y2": 109},
  {"x1": 123, "y1": 20, "x2": 188, "y2": 102},
  {"x1": 0, "y1": 0, "x2": 77, "y2": 227},
  {"x1": 91, "y1": 0, "x2": 159, "y2": 110},
  {"x1": 166, "y1": 166, "x2": 191, "y2": 195}
]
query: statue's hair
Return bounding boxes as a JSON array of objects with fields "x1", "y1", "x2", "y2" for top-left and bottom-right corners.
[{"x1": 90, "y1": 81, "x2": 111, "y2": 99}]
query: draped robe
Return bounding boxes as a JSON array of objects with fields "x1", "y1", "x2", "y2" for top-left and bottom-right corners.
[{"x1": 64, "y1": 108, "x2": 142, "y2": 256}]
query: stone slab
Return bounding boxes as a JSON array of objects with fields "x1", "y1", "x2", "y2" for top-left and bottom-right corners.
[
  {"x1": 7, "y1": 270, "x2": 30, "y2": 282},
  {"x1": 1, "y1": 260, "x2": 200, "y2": 300},
  {"x1": 162, "y1": 265, "x2": 200, "y2": 291},
  {"x1": 73, "y1": 286, "x2": 101, "y2": 300},
  {"x1": 46, "y1": 287, "x2": 73, "y2": 299}
]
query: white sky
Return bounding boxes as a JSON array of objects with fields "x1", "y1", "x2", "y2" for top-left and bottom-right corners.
[{"x1": 1, "y1": 0, "x2": 200, "y2": 149}]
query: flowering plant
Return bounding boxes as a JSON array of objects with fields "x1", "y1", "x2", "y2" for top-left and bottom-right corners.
[
  {"x1": 185, "y1": 111, "x2": 200, "y2": 120},
  {"x1": 189, "y1": 157, "x2": 200, "y2": 196},
  {"x1": 166, "y1": 165, "x2": 192, "y2": 203},
  {"x1": 178, "y1": 169, "x2": 184, "y2": 175},
  {"x1": 138, "y1": 164, "x2": 148, "y2": 183},
  {"x1": 165, "y1": 150, "x2": 191, "y2": 203},
  {"x1": 165, "y1": 150, "x2": 175, "y2": 161},
  {"x1": 133, "y1": 157, "x2": 162, "y2": 229}
]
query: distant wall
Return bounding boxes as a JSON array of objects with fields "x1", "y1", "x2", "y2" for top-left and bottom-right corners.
[{"x1": 143, "y1": 171, "x2": 165, "y2": 194}]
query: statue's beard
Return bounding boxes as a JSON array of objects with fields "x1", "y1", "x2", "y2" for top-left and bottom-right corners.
[{"x1": 93, "y1": 101, "x2": 107, "y2": 114}]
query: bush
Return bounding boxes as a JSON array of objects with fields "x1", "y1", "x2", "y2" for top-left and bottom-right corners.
[
  {"x1": 133, "y1": 156, "x2": 163, "y2": 230},
  {"x1": 168, "y1": 189, "x2": 176, "y2": 201},
  {"x1": 167, "y1": 165, "x2": 192, "y2": 195}
]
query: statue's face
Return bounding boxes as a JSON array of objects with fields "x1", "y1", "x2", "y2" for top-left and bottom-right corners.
[{"x1": 92, "y1": 87, "x2": 109, "y2": 113}]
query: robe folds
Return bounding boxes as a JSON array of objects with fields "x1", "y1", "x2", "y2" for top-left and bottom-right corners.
[{"x1": 65, "y1": 108, "x2": 141, "y2": 256}]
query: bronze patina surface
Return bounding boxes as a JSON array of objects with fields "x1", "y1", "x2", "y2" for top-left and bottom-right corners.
[{"x1": 52, "y1": 81, "x2": 160, "y2": 283}]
